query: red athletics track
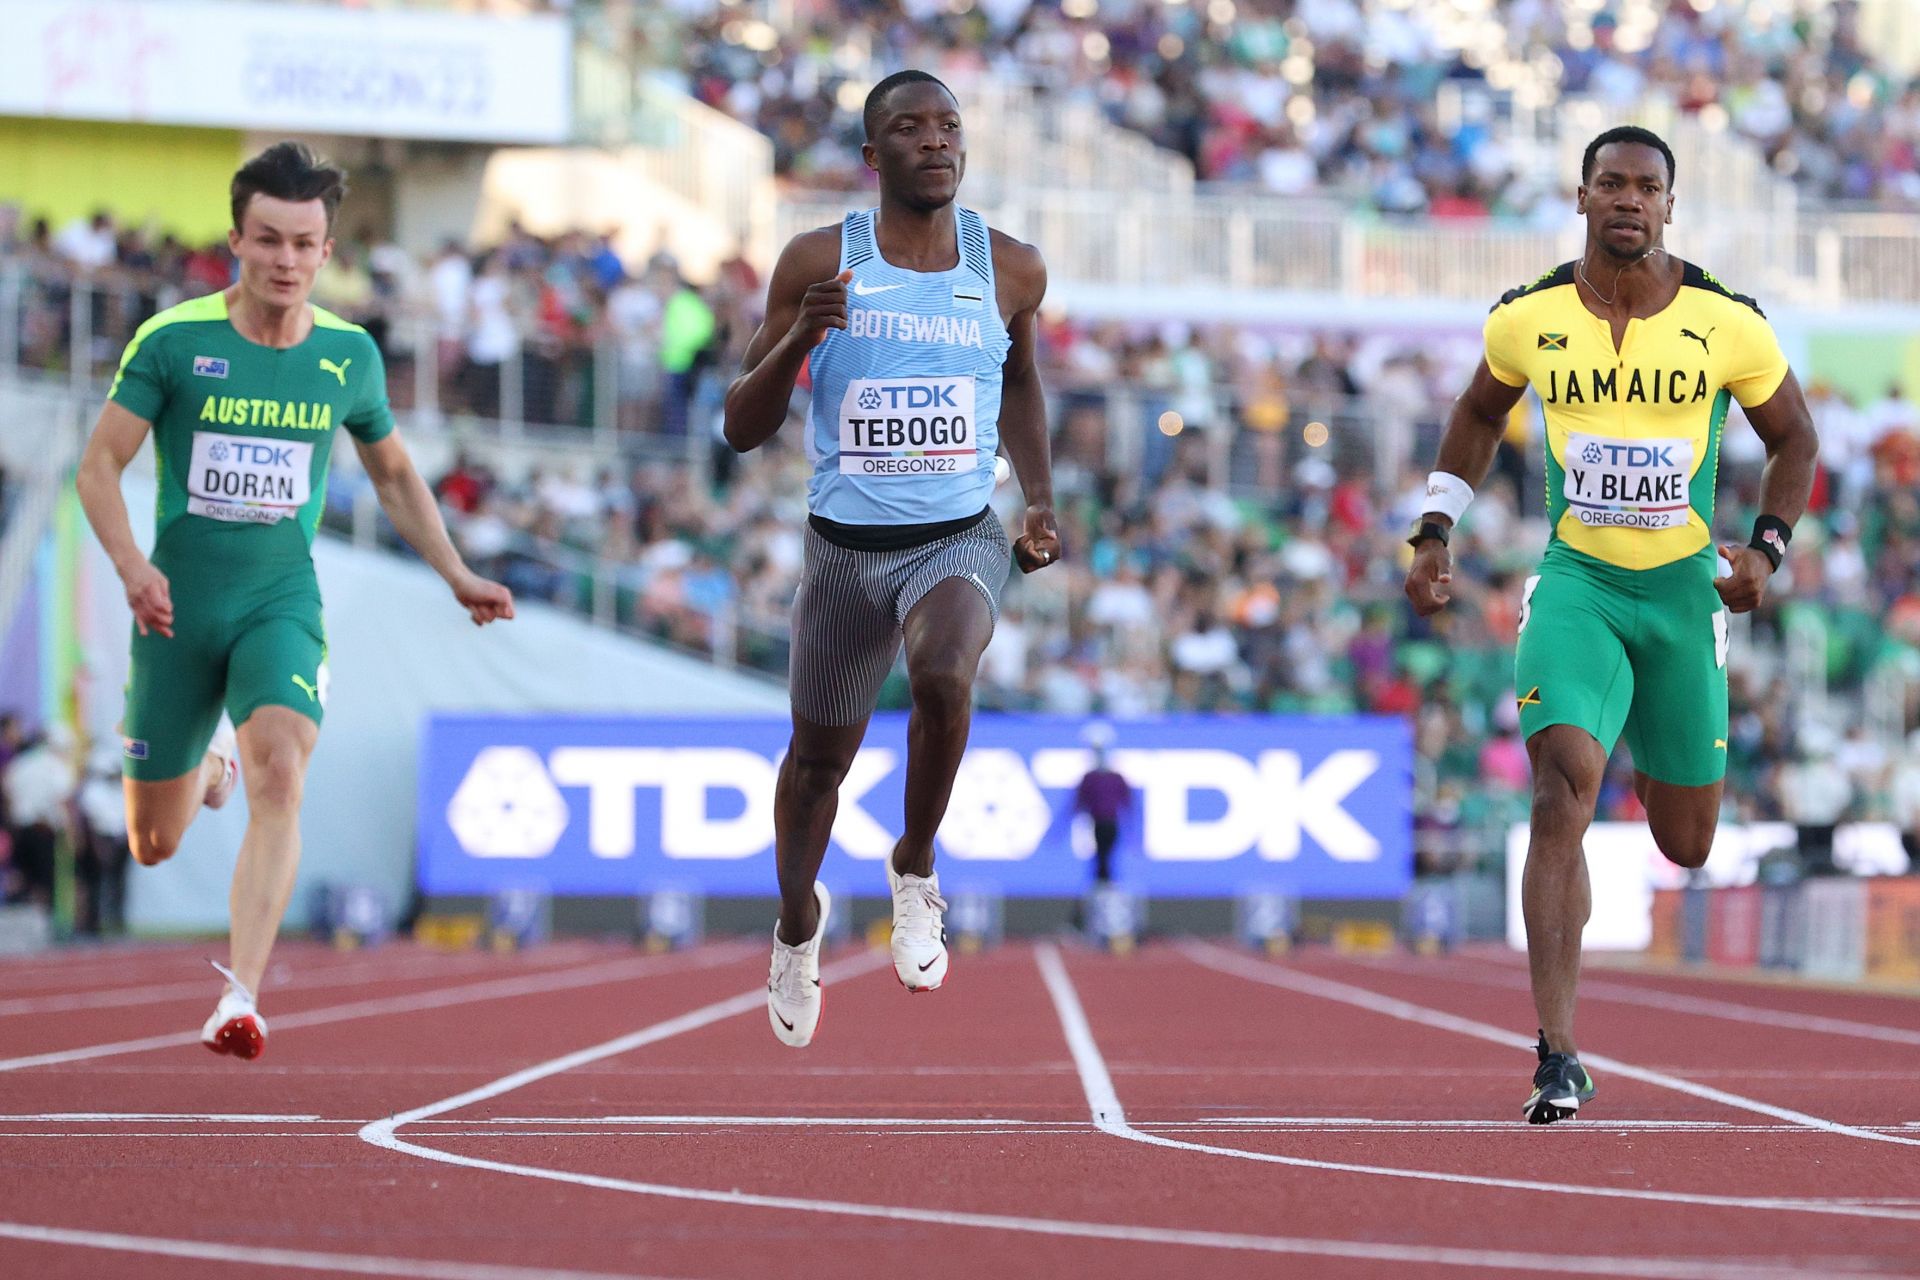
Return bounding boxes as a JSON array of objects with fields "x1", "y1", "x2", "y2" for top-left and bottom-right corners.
[{"x1": 2, "y1": 937, "x2": 1918, "y2": 1280}]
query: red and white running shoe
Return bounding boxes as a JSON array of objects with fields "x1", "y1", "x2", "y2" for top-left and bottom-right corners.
[{"x1": 201, "y1": 961, "x2": 267, "y2": 1061}]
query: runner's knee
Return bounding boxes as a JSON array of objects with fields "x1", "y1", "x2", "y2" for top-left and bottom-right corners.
[
  {"x1": 244, "y1": 743, "x2": 306, "y2": 812},
  {"x1": 1529, "y1": 751, "x2": 1600, "y2": 840},
  {"x1": 1650, "y1": 815, "x2": 1714, "y2": 869},
  {"x1": 130, "y1": 827, "x2": 180, "y2": 867},
  {"x1": 782, "y1": 748, "x2": 853, "y2": 806},
  {"x1": 1658, "y1": 838, "x2": 1712, "y2": 870},
  {"x1": 907, "y1": 662, "x2": 972, "y2": 727}
]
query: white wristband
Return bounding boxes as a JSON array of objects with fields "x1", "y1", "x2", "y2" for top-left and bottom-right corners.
[{"x1": 1423, "y1": 471, "x2": 1474, "y2": 524}]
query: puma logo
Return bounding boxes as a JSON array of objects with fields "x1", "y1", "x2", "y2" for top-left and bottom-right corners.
[
  {"x1": 291, "y1": 674, "x2": 321, "y2": 702},
  {"x1": 319, "y1": 357, "x2": 351, "y2": 386},
  {"x1": 1679, "y1": 326, "x2": 1714, "y2": 354}
]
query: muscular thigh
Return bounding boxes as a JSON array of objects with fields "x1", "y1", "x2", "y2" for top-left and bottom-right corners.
[
  {"x1": 788, "y1": 527, "x2": 902, "y2": 728},
  {"x1": 1621, "y1": 560, "x2": 1728, "y2": 787},
  {"x1": 122, "y1": 602, "x2": 227, "y2": 784},
  {"x1": 227, "y1": 613, "x2": 328, "y2": 729},
  {"x1": 1513, "y1": 567, "x2": 1635, "y2": 757}
]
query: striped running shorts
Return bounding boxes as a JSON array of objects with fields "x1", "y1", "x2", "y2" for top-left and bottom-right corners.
[{"x1": 788, "y1": 512, "x2": 1011, "y2": 726}]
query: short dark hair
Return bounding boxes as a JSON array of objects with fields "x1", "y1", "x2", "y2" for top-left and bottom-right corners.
[
  {"x1": 230, "y1": 141, "x2": 348, "y2": 233},
  {"x1": 862, "y1": 70, "x2": 955, "y2": 141},
  {"x1": 1582, "y1": 126, "x2": 1675, "y2": 188}
]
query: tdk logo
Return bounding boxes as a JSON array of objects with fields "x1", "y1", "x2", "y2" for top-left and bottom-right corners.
[
  {"x1": 1586, "y1": 442, "x2": 1676, "y2": 468},
  {"x1": 856, "y1": 383, "x2": 961, "y2": 412},
  {"x1": 443, "y1": 745, "x2": 1384, "y2": 864}
]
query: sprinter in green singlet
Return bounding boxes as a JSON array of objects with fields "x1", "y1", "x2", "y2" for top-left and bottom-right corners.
[{"x1": 74, "y1": 143, "x2": 514, "y2": 1060}]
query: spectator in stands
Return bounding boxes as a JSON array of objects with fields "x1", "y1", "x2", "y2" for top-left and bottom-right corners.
[
  {"x1": 75, "y1": 745, "x2": 130, "y2": 937},
  {"x1": 460, "y1": 251, "x2": 520, "y2": 417},
  {"x1": 2, "y1": 724, "x2": 75, "y2": 909},
  {"x1": 656, "y1": 263, "x2": 717, "y2": 437},
  {"x1": 1892, "y1": 730, "x2": 1920, "y2": 867},
  {"x1": 434, "y1": 452, "x2": 495, "y2": 516},
  {"x1": 1778, "y1": 726, "x2": 1854, "y2": 875},
  {"x1": 54, "y1": 211, "x2": 116, "y2": 274}
]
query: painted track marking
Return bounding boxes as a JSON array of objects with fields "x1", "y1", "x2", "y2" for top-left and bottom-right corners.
[
  {"x1": 1351, "y1": 952, "x2": 1920, "y2": 1048},
  {"x1": 0, "y1": 942, "x2": 755, "y2": 1073},
  {"x1": 1179, "y1": 941, "x2": 1920, "y2": 1149},
  {"x1": 0, "y1": 947, "x2": 573, "y2": 1018},
  {"x1": 345, "y1": 945, "x2": 1907, "y2": 1279},
  {"x1": 1032, "y1": 943, "x2": 1920, "y2": 1223},
  {"x1": 0, "y1": 1221, "x2": 681, "y2": 1280}
]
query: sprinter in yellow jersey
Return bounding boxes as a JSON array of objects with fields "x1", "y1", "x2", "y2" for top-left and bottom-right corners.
[{"x1": 1404, "y1": 127, "x2": 1817, "y2": 1124}]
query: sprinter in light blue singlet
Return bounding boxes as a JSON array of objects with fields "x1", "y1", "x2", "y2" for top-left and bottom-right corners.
[
  {"x1": 804, "y1": 205, "x2": 1009, "y2": 525},
  {"x1": 722, "y1": 70, "x2": 1060, "y2": 1049}
]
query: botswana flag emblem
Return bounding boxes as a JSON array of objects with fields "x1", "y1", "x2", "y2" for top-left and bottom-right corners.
[{"x1": 1537, "y1": 333, "x2": 1567, "y2": 351}]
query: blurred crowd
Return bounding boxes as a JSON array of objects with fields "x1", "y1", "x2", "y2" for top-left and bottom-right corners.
[
  {"x1": 0, "y1": 717, "x2": 130, "y2": 936},
  {"x1": 414, "y1": 340, "x2": 1920, "y2": 876},
  {"x1": 0, "y1": 205, "x2": 764, "y2": 442},
  {"x1": 670, "y1": 0, "x2": 1920, "y2": 208},
  {"x1": 8, "y1": 201, "x2": 1920, "y2": 878},
  {"x1": 11, "y1": 0, "x2": 1920, "y2": 884}
]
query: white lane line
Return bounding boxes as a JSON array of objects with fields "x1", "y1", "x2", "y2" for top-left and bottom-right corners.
[
  {"x1": 360, "y1": 948, "x2": 895, "y2": 1138},
  {"x1": 437, "y1": 1115, "x2": 1052, "y2": 1126},
  {"x1": 0, "y1": 943, "x2": 489, "y2": 996},
  {"x1": 0, "y1": 1221, "x2": 679, "y2": 1280},
  {"x1": 1355, "y1": 953, "x2": 1920, "y2": 1048},
  {"x1": 0, "y1": 949, "x2": 571, "y2": 1018},
  {"x1": 1180, "y1": 941, "x2": 1920, "y2": 1150},
  {"x1": 1033, "y1": 942, "x2": 1920, "y2": 1226},
  {"x1": 0, "y1": 1113, "x2": 329, "y2": 1122},
  {"x1": 0, "y1": 943, "x2": 755, "y2": 1073},
  {"x1": 348, "y1": 951, "x2": 1910, "y2": 1280}
]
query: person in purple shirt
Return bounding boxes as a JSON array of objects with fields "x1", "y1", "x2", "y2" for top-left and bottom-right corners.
[{"x1": 1073, "y1": 748, "x2": 1132, "y2": 884}]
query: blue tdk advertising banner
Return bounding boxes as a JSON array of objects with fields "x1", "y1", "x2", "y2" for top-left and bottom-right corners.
[{"x1": 416, "y1": 715, "x2": 1413, "y2": 899}]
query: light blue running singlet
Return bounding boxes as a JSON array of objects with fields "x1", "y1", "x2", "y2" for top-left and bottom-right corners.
[{"x1": 805, "y1": 206, "x2": 1011, "y2": 525}]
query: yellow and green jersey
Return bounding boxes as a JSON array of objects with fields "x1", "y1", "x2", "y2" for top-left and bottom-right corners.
[
  {"x1": 1484, "y1": 260, "x2": 1789, "y2": 570},
  {"x1": 108, "y1": 291, "x2": 393, "y2": 568}
]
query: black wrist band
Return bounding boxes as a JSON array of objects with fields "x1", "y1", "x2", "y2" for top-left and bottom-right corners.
[
  {"x1": 1407, "y1": 519, "x2": 1450, "y2": 549},
  {"x1": 1749, "y1": 515, "x2": 1791, "y2": 573}
]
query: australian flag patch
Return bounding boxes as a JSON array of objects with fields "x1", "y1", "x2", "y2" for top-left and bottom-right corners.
[{"x1": 192, "y1": 355, "x2": 229, "y2": 379}]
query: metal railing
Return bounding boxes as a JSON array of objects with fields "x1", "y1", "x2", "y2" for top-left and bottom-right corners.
[
  {"x1": 0, "y1": 260, "x2": 725, "y2": 458},
  {"x1": 0, "y1": 382, "x2": 86, "y2": 642},
  {"x1": 632, "y1": 75, "x2": 778, "y2": 268},
  {"x1": 952, "y1": 75, "x2": 1195, "y2": 206},
  {"x1": 778, "y1": 189, "x2": 1920, "y2": 308}
]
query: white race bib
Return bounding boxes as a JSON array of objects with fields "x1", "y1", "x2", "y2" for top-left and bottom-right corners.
[
  {"x1": 187, "y1": 431, "x2": 312, "y2": 524},
  {"x1": 1562, "y1": 433, "x2": 1693, "y2": 530},
  {"x1": 838, "y1": 376, "x2": 977, "y2": 477}
]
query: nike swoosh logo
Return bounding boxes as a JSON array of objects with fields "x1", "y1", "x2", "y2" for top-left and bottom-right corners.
[
  {"x1": 918, "y1": 956, "x2": 940, "y2": 971},
  {"x1": 851, "y1": 281, "x2": 903, "y2": 296},
  {"x1": 773, "y1": 1010, "x2": 794, "y2": 1031}
]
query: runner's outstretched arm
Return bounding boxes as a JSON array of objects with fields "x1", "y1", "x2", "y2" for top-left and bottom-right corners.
[
  {"x1": 1405, "y1": 361, "x2": 1526, "y2": 616},
  {"x1": 354, "y1": 431, "x2": 514, "y2": 626},
  {"x1": 724, "y1": 229, "x2": 845, "y2": 453},
  {"x1": 1716, "y1": 368, "x2": 1818, "y2": 614},
  {"x1": 75, "y1": 401, "x2": 174, "y2": 638},
  {"x1": 992, "y1": 237, "x2": 1059, "y2": 572}
]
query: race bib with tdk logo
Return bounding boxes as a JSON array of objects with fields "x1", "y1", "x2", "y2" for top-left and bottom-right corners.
[
  {"x1": 838, "y1": 376, "x2": 977, "y2": 476},
  {"x1": 1562, "y1": 432, "x2": 1694, "y2": 530},
  {"x1": 187, "y1": 431, "x2": 313, "y2": 524}
]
